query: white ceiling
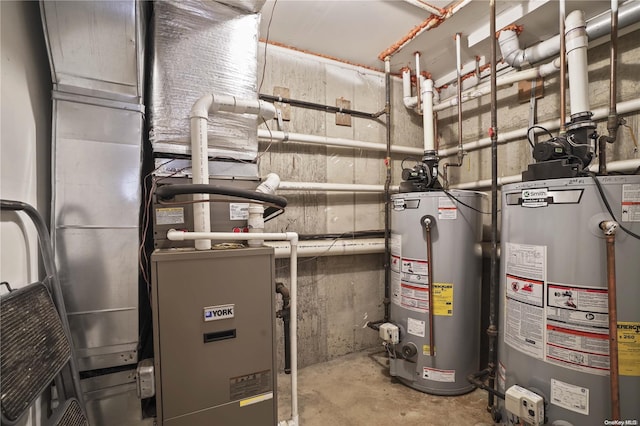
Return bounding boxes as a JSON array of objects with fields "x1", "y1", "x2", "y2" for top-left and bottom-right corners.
[{"x1": 259, "y1": 0, "x2": 622, "y2": 84}]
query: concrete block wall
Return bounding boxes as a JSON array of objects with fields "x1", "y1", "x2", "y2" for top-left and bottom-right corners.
[{"x1": 258, "y1": 45, "x2": 424, "y2": 368}]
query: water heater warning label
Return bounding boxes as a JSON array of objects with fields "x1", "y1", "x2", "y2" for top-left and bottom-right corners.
[
  {"x1": 550, "y1": 378, "x2": 589, "y2": 415},
  {"x1": 438, "y1": 197, "x2": 457, "y2": 219},
  {"x1": 423, "y1": 367, "x2": 455, "y2": 382},
  {"x1": 622, "y1": 184, "x2": 640, "y2": 222},
  {"x1": 618, "y1": 322, "x2": 640, "y2": 376},
  {"x1": 433, "y1": 283, "x2": 453, "y2": 316}
]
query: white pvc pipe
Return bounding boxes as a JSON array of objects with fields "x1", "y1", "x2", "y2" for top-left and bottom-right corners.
[
  {"x1": 257, "y1": 129, "x2": 423, "y2": 156},
  {"x1": 422, "y1": 77, "x2": 435, "y2": 152},
  {"x1": 451, "y1": 159, "x2": 640, "y2": 190},
  {"x1": 167, "y1": 230, "x2": 299, "y2": 426},
  {"x1": 566, "y1": 10, "x2": 591, "y2": 116},
  {"x1": 415, "y1": 52, "x2": 422, "y2": 114},
  {"x1": 439, "y1": 97, "x2": 640, "y2": 157},
  {"x1": 498, "y1": 1, "x2": 640, "y2": 69},
  {"x1": 190, "y1": 94, "x2": 277, "y2": 250},
  {"x1": 265, "y1": 238, "x2": 385, "y2": 258},
  {"x1": 434, "y1": 60, "x2": 560, "y2": 112},
  {"x1": 248, "y1": 173, "x2": 281, "y2": 247},
  {"x1": 402, "y1": 69, "x2": 419, "y2": 109},
  {"x1": 278, "y1": 181, "x2": 400, "y2": 192},
  {"x1": 402, "y1": 0, "x2": 443, "y2": 16}
]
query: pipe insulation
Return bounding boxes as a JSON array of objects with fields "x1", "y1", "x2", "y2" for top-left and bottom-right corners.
[
  {"x1": 439, "y1": 98, "x2": 640, "y2": 157},
  {"x1": 566, "y1": 10, "x2": 591, "y2": 116},
  {"x1": 190, "y1": 94, "x2": 276, "y2": 250},
  {"x1": 498, "y1": 0, "x2": 640, "y2": 69}
]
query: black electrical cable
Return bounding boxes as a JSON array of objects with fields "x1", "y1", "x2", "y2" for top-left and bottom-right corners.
[
  {"x1": 588, "y1": 173, "x2": 640, "y2": 240},
  {"x1": 155, "y1": 184, "x2": 288, "y2": 208},
  {"x1": 443, "y1": 190, "x2": 496, "y2": 215},
  {"x1": 299, "y1": 230, "x2": 385, "y2": 241},
  {"x1": 526, "y1": 125, "x2": 554, "y2": 149}
]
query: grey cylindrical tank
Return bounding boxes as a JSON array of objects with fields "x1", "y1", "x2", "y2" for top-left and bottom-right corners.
[
  {"x1": 497, "y1": 176, "x2": 640, "y2": 425},
  {"x1": 389, "y1": 190, "x2": 483, "y2": 395}
]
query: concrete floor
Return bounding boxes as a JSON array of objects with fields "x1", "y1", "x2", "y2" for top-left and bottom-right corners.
[{"x1": 278, "y1": 347, "x2": 494, "y2": 426}]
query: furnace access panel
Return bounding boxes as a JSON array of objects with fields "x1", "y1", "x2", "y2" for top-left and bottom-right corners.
[{"x1": 151, "y1": 247, "x2": 277, "y2": 426}]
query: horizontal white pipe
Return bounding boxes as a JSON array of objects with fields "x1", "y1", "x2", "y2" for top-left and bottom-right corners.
[
  {"x1": 403, "y1": 0, "x2": 443, "y2": 16},
  {"x1": 451, "y1": 159, "x2": 640, "y2": 190},
  {"x1": 440, "y1": 98, "x2": 640, "y2": 157},
  {"x1": 278, "y1": 181, "x2": 400, "y2": 192},
  {"x1": 265, "y1": 238, "x2": 384, "y2": 258},
  {"x1": 257, "y1": 129, "x2": 423, "y2": 156},
  {"x1": 434, "y1": 60, "x2": 560, "y2": 112},
  {"x1": 167, "y1": 230, "x2": 299, "y2": 425},
  {"x1": 499, "y1": 1, "x2": 640, "y2": 68}
]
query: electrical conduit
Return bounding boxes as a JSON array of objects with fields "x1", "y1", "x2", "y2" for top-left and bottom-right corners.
[
  {"x1": 190, "y1": 94, "x2": 277, "y2": 250},
  {"x1": 167, "y1": 230, "x2": 300, "y2": 426}
]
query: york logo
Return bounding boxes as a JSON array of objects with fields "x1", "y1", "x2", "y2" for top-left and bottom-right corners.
[{"x1": 204, "y1": 304, "x2": 235, "y2": 322}]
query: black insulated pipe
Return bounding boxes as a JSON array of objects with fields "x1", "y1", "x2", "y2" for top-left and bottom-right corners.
[
  {"x1": 259, "y1": 94, "x2": 385, "y2": 120},
  {"x1": 155, "y1": 183, "x2": 288, "y2": 208}
]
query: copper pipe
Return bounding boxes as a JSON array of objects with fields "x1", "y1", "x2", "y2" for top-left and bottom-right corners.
[
  {"x1": 424, "y1": 217, "x2": 435, "y2": 357},
  {"x1": 384, "y1": 57, "x2": 392, "y2": 322},
  {"x1": 600, "y1": 220, "x2": 621, "y2": 420},
  {"x1": 559, "y1": 0, "x2": 567, "y2": 134}
]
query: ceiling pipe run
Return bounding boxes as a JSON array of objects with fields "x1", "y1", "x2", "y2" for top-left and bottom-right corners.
[
  {"x1": 402, "y1": 0, "x2": 444, "y2": 17},
  {"x1": 378, "y1": 0, "x2": 472, "y2": 61},
  {"x1": 498, "y1": 0, "x2": 640, "y2": 69}
]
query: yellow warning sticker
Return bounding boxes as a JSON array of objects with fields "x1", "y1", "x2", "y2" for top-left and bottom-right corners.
[
  {"x1": 433, "y1": 283, "x2": 454, "y2": 316},
  {"x1": 422, "y1": 344, "x2": 436, "y2": 356},
  {"x1": 618, "y1": 321, "x2": 640, "y2": 376},
  {"x1": 239, "y1": 391, "x2": 273, "y2": 407}
]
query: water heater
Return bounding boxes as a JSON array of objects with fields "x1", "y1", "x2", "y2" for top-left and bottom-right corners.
[
  {"x1": 388, "y1": 190, "x2": 483, "y2": 395},
  {"x1": 497, "y1": 176, "x2": 640, "y2": 424}
]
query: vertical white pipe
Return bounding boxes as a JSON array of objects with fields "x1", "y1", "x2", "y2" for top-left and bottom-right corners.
[
  {"x1": 566, "y1": 10, "x2": 590, "y2": 116},
  {"x1": 415, "y1": 52, "x2": 422, "y2": 113},
  {"x1": 402, "y1": 69, "x2": 412, "y2": 98},
  {"x1": 421, "y1": 77, "x2": 435, "y2": 152},
  {"x1": 289, "y1": 236, "x2": 298, "y2": 425},
  {"x1": 190, "y1": 96, "x2": 213, "y2": 251}
]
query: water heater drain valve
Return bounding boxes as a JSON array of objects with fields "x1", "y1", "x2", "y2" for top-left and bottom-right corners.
[
  {"x1": 505, "y1": 385, "x2": 544, "y2": 425},
  {"x1": 379, "y1": 323, "x2": 399, "y2": 344}
]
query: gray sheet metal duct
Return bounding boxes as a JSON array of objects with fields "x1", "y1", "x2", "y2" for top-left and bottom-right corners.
[{"x1": 149, "y1": 0, "x2": 262, "y2": 161}]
